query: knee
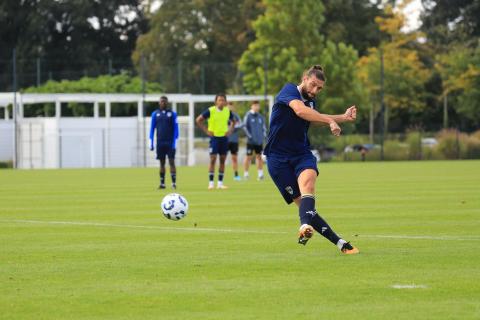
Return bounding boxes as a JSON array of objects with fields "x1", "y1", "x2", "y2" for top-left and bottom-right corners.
[{"x1": 299, "y1": 177, "x2": 315, "y2": 193}]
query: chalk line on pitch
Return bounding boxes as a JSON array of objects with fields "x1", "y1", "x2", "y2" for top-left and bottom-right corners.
[
  {"x1": 1, "y1": 219, "x2": 479, "y2": 241},
  {"x1": 392, "y1": 284, "x2": 428, "y2": 289}
]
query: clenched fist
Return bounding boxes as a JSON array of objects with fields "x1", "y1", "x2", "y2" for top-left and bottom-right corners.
[{"x1": 344, "y1": 106, "x2": 357, "y2": 122}]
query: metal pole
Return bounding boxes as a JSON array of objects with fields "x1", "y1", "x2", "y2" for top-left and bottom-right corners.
[
  {"x1": 201, "y1": 63, "x2": 205, "y2": 94},
  {"x1": 36, "y1": 58, "x2": 41, "y2": 86},
  {"x1": 263, "y1": 50, "x2": 268, "y2": 110},
  {"x1": 379, "y1": 49, "x2": 385, "y2": 161},
  {"x1": 369, "y1": 104, "x2": 374, "y2": 144},
  {"x1": 13, "y1": 48, "x2": 18, "y2": 169},
  {"x1": 141, "y1": 55, "x2": 147, "y2": 167},
  {"x1": 443, "y1": 94, "x2": 448, "y2": 129},
  {"x1": 108, "y1": 58, "x2": 113, "y2": 76},
  {"x1": 177, "y1": 60, "x2": 182, "y2": 93}
]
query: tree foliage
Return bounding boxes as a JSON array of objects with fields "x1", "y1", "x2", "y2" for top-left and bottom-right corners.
[
  {"x1": 133, "y1": 0, "x2": 262, "y2": 93},
  {"x1": 421, "y1": 0, "x2": 480, "y2": 48},
  {"x1": 322, "y1": 0, "x2": 383, "y2": 56},
  {"x1": 238, "y1": 0, "x2": 325, "y2": 95},
  {"x1": 357, "y1": 3, "x2": 430, "y2": 131},
  {"x1": 23, "y1": 74, "x2": 162, "y2": 94},
  {"x1": 0, "y1": 0, "x2": 147, "y2": 90},
  {"x1": 436, "y1": 43, "x2": 480, "y2": 125}
]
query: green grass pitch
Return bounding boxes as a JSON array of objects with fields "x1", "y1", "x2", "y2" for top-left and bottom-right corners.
[{"x1": 1, "y1": 161, "x2": 479, "y2": 319}]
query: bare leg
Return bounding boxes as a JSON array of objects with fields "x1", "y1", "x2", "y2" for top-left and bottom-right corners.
[
  {"x1": 256, "y1": 153, "x2": 264, "y2": 179},
  {"x1": 208, "y1": 155, "x2": 217, "y2": 188},
  {"x1": 218, "y1": 154, "x2": 227, "y2": 188},
  {"x1": 231, "y1": 154, "x2": 238, "y2": 177},
  {"x1": 244, "y1": 155, "x2": 252, "y2": 178}
]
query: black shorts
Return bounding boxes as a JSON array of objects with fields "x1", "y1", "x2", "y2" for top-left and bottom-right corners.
[
  {"x1": 228, "y1": 142, "x2": 239, "y2": 155},
  {"x1": 156, "y1": 145, "x2": 176, "y2": 160},
  {"x1": 246, "y1": 144, "x2": 263, "y2": 156}
]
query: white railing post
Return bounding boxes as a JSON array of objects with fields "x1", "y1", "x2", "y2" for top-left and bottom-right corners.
[{"x1": 188, "y1": 97, "x2": 195, "y2": 166}]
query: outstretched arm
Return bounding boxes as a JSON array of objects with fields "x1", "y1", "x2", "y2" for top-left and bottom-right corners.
[
  {"x1": 289, "y1": 100, "x2": 341, "y2": 136},
  {"x1": 313, "y1": 106, "x2": 357, "y2": 126}
]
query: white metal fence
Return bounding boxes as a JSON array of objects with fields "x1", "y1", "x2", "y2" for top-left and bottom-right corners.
[{"x1": 0, "y1": 93, "x2": 272, "y2": 169}]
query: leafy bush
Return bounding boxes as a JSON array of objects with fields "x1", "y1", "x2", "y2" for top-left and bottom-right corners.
[{"x1": 435, "y1": 129, "x2": 467, "y2": 159}]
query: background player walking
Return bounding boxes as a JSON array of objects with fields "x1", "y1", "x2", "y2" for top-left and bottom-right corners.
[
  {"x1": 265, "y1": 65, "x2": 359, "y2": 254},
  {"x1": 227, "y1": 102, "x2": 243, "y2": 181},
  {"x1": 149, "y1": 96, "x2": 179, "y2": 189},
  {"x1": 243, "y1": 101, "x2": 267, "y2": 180},
  {"x1": 196, "y1": 94, "x2": 234, "y2": 189}
]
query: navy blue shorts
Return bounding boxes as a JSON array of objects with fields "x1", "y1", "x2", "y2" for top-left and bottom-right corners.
[
  {"x1": 267, "y1": 152, "x2": 318, "y2": 204},
  {"x1": 209, "y1": 136, "x2": 228, "y2": 155},
  {"x1": 156, "y1": 145, "x2": 176, "y2": 160}
]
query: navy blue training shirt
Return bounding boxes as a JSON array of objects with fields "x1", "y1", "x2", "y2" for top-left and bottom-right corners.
[
  {"x1": 264, "y1": 83, "x2": 316, "y2": 156},
  {"x1": 149, "y1": 108, "x2": 179, "y2": 149}
]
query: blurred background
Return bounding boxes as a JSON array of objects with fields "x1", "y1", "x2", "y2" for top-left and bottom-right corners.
[{"x1": 0, "y1": 0, "x2": 479, "y2": 168}]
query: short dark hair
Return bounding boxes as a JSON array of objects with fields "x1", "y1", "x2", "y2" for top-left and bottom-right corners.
[
  {"x1": 252, "y1": 100, "x2": 260, "y2": 105},
  {"x1": 304, "y1": 65, "x2": 326, "y2": 81},
  {"x1": 215, "y1": 93, "x2": 227, "y2": 102},
  {"x1": 160, "y1": 96, "x2": 168, "y2": 101}
]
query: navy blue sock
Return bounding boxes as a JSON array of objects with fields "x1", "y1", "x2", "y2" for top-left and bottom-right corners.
[
  {"x1": 218, "y1": 172, "x2": 224, "y2": 182},
  {"x1": 299, "y1": 195, "x2": 315, "y2": 225},
  {"x1": 171, "y1": 173, "x2": 176, "y2": 184},
  {"x1": 209, "y1": 172, "x2": 214, "y2": 182},
  {"x1": 310, "y1": 213, "x2": 341, "y2": 245},
  {"x1": 160, "y1": 172, "x2": 165, "y2": 185}
]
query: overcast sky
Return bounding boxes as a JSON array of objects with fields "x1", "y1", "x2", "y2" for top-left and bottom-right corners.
[{"x1": 401, "y1": 0, "x2": 424, "y2": 32}]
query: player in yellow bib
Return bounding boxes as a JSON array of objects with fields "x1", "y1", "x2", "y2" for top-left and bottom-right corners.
[{"x1": 196, "y1": 94, "x2": 234, "y2": 189}]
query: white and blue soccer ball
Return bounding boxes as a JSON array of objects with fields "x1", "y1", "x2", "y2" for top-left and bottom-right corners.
[{"x1": 161, "y1": 193, "x2": 188, "y2": 221}]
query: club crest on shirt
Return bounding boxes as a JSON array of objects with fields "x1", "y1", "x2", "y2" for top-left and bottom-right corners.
[
  {"x1": 309, "y1": 101, "x2": 314, "y2": 108},
  {"x1": 285, "y1": 186, "x2": 294, "y2": 195},
  {"x1": 167, "y1": 112, "x2": 172, "y2": 117}
]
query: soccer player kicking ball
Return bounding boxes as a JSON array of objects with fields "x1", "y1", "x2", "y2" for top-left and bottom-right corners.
[
  {"x1": 264, "y1": 65, "x2": 359, "y2": 254},
  {"x1": 149, "y1": 96, "x2": 179, "y2": 189},
  {"x1": 196, "y1": 94, "x2": 234, "y2": 189}
]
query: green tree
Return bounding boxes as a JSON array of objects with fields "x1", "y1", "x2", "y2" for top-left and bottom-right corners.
[
  {"x1": 238, "y1": 0, "x2": 325, "y2": 95},
  {"x1": 0, "y1": 0, "x2": 147, "y2": 90},
  {"x1": 436, "y1": 43, "x2": 480, "y2": 126},
  {"x1": 23, "y1": 74, "x2": 162, "y2": 94},
  {"x1": 421, "y1": 0, "x2": 480, "y2": 48},
  {"x1": 239, "y1": 0, "x2": 366, "y2": 118},
  {"x1": 22, "y1": 74, "x2": 163, "y2": 117},
  {"x1": 133, "y1": 0, "x2": 262, "y2": 93},
  {"x1": 357, "y1": 3, "x2": 430, "y2": 132},
  {"x1": 322, "y1": 0, "x2": 383, "y2": 56}
]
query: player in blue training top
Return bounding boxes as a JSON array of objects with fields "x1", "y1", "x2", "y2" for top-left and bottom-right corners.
[
  {"x1": 149, "y1": 96, "x2": 179, "y2": 189},
  {"x1": 265, "y1": 65, "x2": 359, "y2": 254}
]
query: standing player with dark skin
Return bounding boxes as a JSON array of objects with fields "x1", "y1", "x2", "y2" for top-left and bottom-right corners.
[
  {"x1": 149, "y1": 96, "x2": 179, "y2": 189},
  {"x1": 265, "y1": 65, "x2": 359, "y2": 254},
  {"x1": 196, "y1": 94, "x2": 234, "y2": 189}
]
